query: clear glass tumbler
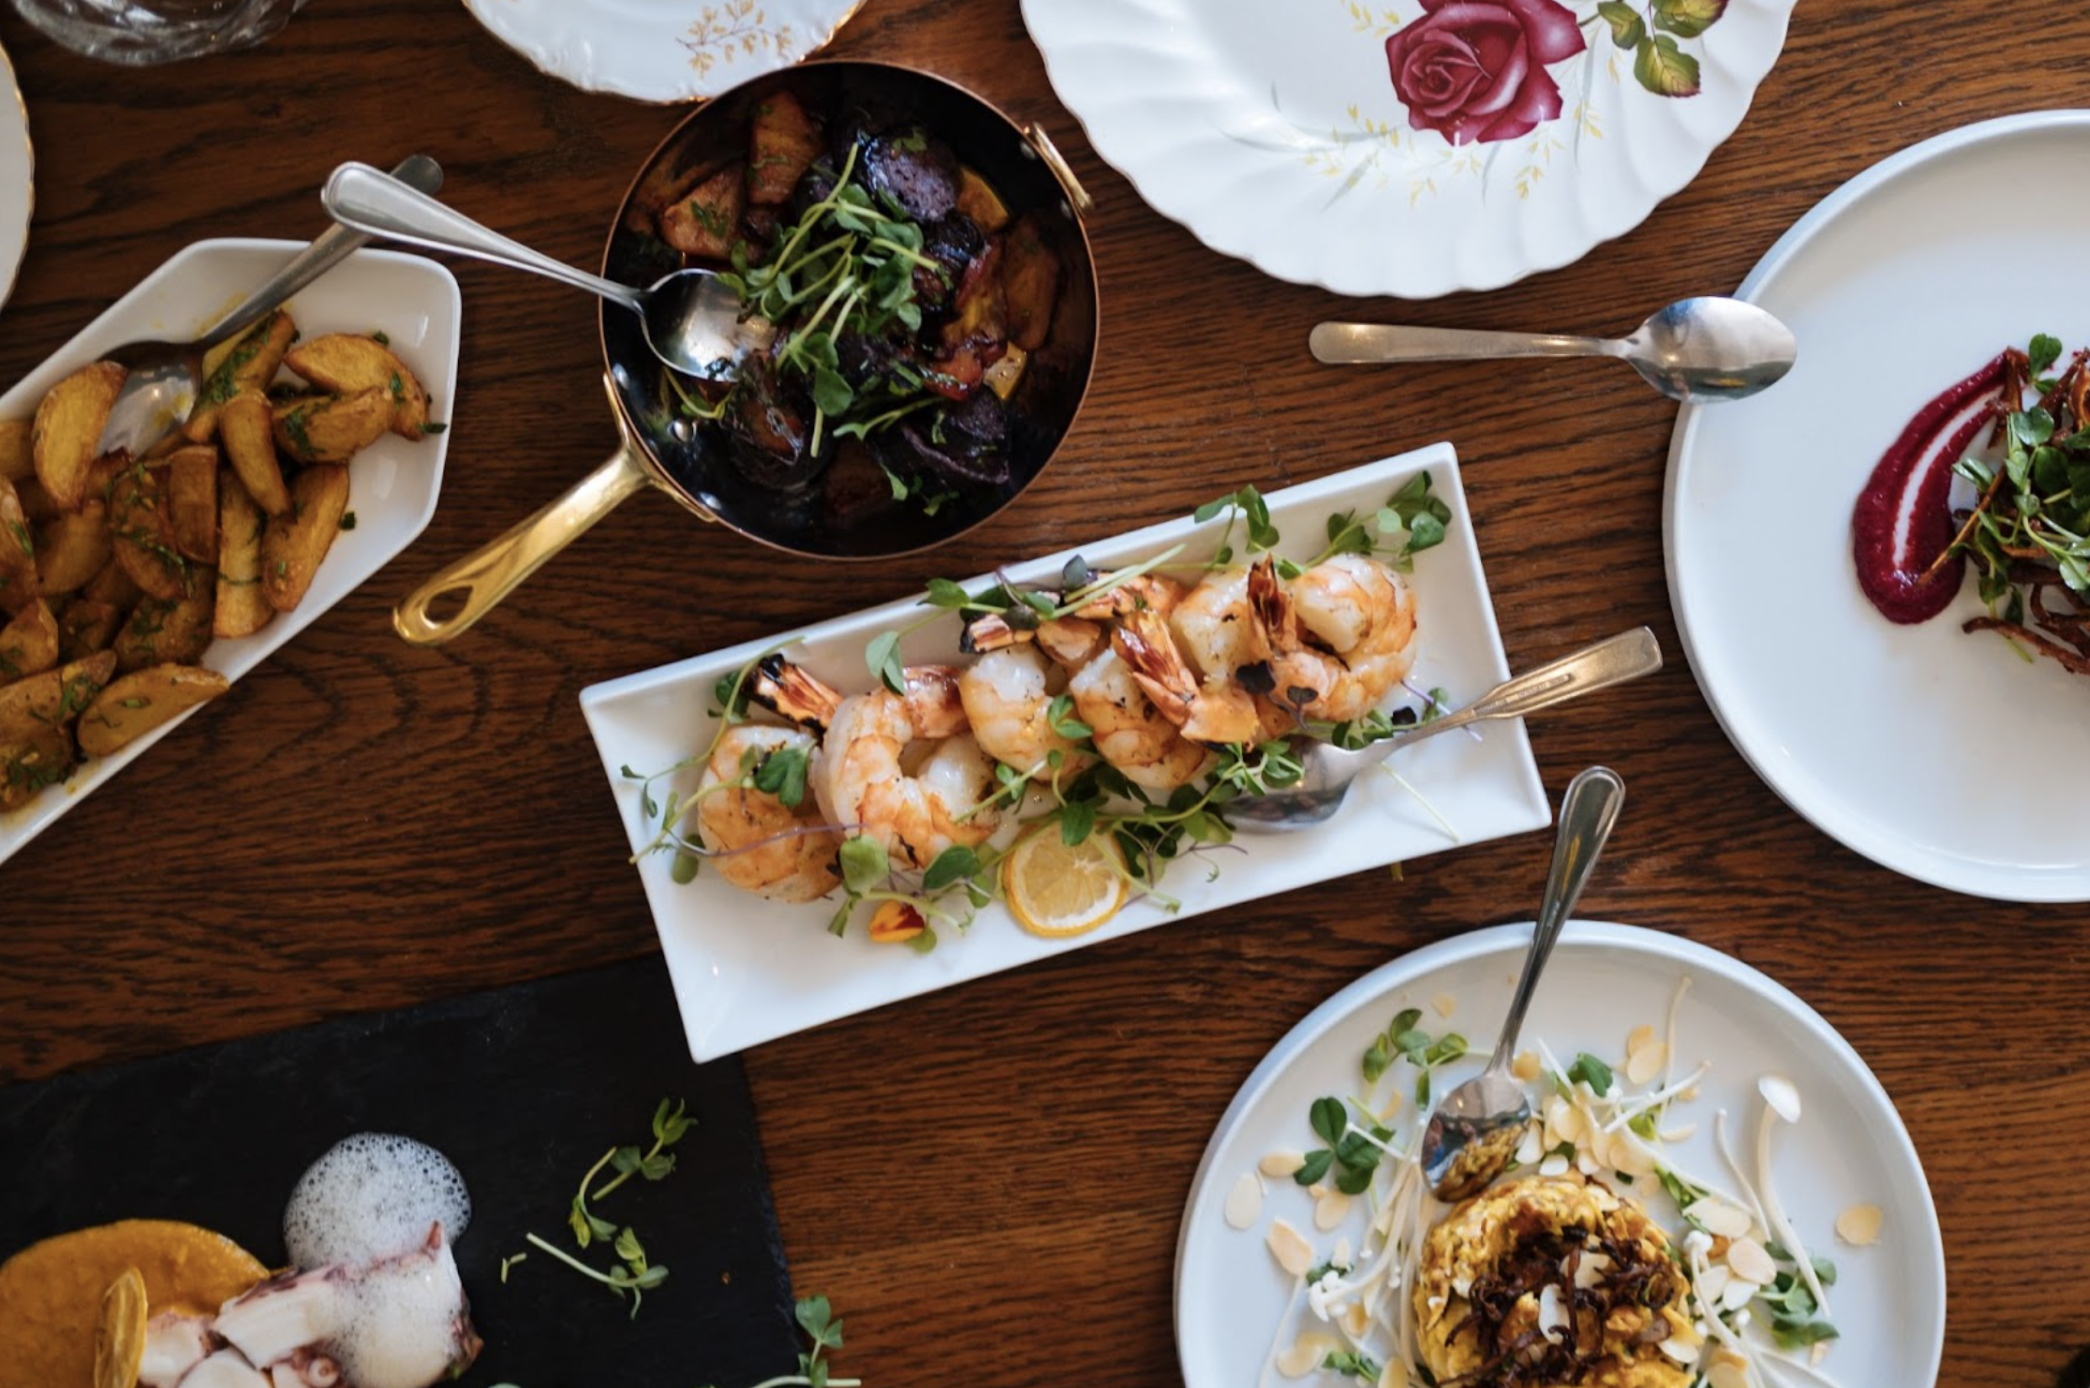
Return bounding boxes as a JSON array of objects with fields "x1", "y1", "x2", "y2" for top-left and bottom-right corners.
[{"x1": 9, "y1": 0, "x2": 306, "y2": 65}]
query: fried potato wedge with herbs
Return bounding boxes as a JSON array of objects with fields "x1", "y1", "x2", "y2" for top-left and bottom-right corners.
[
  {"x1": 218, "y1": 388, "x2": 291, "y2": 516},
  {"x1": 272, "y1": 389, "x2": 391, "y2": 466},
  {"x1": 165, "y1": 446, "x2": 219, "y2": 564},
  {"x1": 82, "y1": 556, "x2": 141, "y2": 612},
  {"x1": 284, "y1": 333, "x2": 435, "y2": 441},
  {"x1": 747, "y1": 90, "x2": 824, "y2": 207},
  {"x1": 0, "y1": 419, "x2": 31, "y2": 483},
  {"x1": 261, "y1": 465, "x2": 349, "y2": 612},
  {"x1": 661, "y1": 162, "x2": 746, "y2": 260},
  {"x1": 185, "y1": 311, "x2": 294, "y2": 444},
  {"x1": 77, "y1": 663, "x2": 230, "y2": 757},
  {"x1": 214, "y1": 469, "x2": 271, "y2": 640},
  {"x1": 0, "y1": 722, "x2": 73, "y2": 810},
  {"x1": 0, "y1": 649, "x2": 116, "y2": 739},
  {"x1": 57, "y1": 597, "x2": 120, "y2": 662},
  {"x1": 116, "y1": 578, "x2": 213, "y2": 674},
  {"x1": 0, "y1": 599, "x2": 59, "y2": 680},
  {"x1": 31, "y1": 361, "x2": 126, "y2": 511},
  {"x1": 35, "y1": 503, "x2": 113, "y2": 598},
  {"x1": 107, "y1": 462, "x2": 188, "y2": 602},
  {"x1": 0, "y1": 477, "x2": 39, "y2": 614}
]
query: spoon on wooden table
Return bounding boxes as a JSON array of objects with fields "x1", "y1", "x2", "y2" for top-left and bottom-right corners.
[
  {"x1": 1310, "y1": 296, "x2": 1797, "y2": 403},
  {"x1": 96, "y1": 154, "x2": 446, "y2": 457},
  {"x1": 1420, "y1": 765, "x2": 1626, "y2": 1202},
  {"x1": 320, "y1": 161, "x2": 773, "y2": 381}
]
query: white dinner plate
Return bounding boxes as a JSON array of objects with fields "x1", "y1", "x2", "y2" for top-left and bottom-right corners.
[
  {"x1": 1667, "y1": 111, "x2": 2090, "y2": 902},
  {"x1": 1175, "y1": 920, "x2": 1944, "y2": 1388},
  {"x1": 461, "y1": 0, "x2": 866, "y2": 104},
  {"x1": 580, "y1": 444, "x2": 1551, "y2": 1062},
  {"x1": 1022, "y1": 0, "x2": 1795, "y2": 297},
  {"x1": 0, "y1": 239, "x2": 461, "y2": 867},
  {"x1": 0, "y1": 38, "x2": 31, "y2": 311}
]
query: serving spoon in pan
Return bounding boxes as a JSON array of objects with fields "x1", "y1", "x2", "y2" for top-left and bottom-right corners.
[
  {"x1": 321, "y1": 161, "x2": 772, "y2": 380},
  {"x1": 96, "y1": 154, "x2": 446, "y2": 457}
]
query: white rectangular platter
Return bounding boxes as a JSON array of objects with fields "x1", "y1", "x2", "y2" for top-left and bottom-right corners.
[
  {"x1": 0, "y1": 238, "x2": 461, "y2": 867},
  {"x1": 580, "y1": 444, "x2": 1549, "y2": 1061}
]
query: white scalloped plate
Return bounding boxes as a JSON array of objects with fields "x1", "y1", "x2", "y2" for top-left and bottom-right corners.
[
  {"x1": 0, "y1": 38, "x2": 31, "y2": 311},
  {"x1": 1022, "y1": 0, "x2": 1795, "y2": 297},
  {"x1": 461, "y1": 0, "x2": 866, "y2": 104}
]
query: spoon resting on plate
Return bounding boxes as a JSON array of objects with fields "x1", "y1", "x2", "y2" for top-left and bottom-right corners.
[
  {"x1": 95, "y1": 154, "x2": 446, "y2": 457},
  {"x1": 1420, "y1": 765, "x2": 1627, "y2": 1202},
  {"x1": 321, "y1": 161, "x2": 773, "y2": 381},
  {"x1": 1310, "y1": 296, "x2": 1796, "y2": 404}
]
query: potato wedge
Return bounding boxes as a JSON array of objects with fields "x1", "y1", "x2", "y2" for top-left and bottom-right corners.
[
  {"x1": 0, "y1": 723, "x2": 74, "y2": 810},
  {"x1": 0, "y1": 598, "x2": 59, "y2": 681},
  {"x1": 661, "y1": 163, "x2": 745, "y2": 260},
  {"x1": 0, "y1": 650, "x2": 116, "y2": 739},
  {"x1": 214, "y1": 468, "x2": 271, "y2": 640},
  {"x1": 217, "y1": 388, "x2": 292, "y2": 516},
  {"x1": 746, "y1": 91, "x2": 824, "y2": 207},
  {"x1": 77, "y1": 663, "x2": 230, "y2": 757},
  {"x1": 999, "y1": 213, "x2": 1062, "y2": 353},
  {"x1": 33, "y1": 503, "x2": 111, "y2": 598},
  {"x1": 166, "y1": 446, "x2": 219, "y2": 564},
  {"x1": 31, "y1": 361, "x2": 127, "y2": 510},
  {"x1": 956, "y1": 167, "x2": 1011, "y2": 233},
  {"x1": 56, "y1": 597, "x2": 120, "y2": 661},
  {"x1": 0, "y1": 477, "x2": 40, "y2": 615},
  {"x1": 261, "y1": 466, "x2": 349, "y2": 612},
  {"x1": 284, "y1": 334, "x2": 434, "y2": 441},
  {"x1": 107, "y1": 461, "x2": 190, "y2": 602},
  {"x1": 115, "y1": 576, "x2": 213, "y2": 674},
  {"x1": 272, "y1": 390, "x2": 391, "y2": 467},
  {"x1": 185, "y1": 310, "x2": 295, "y2": 444},
  {"x1": 82, "y1": 556, "x2": 141, "y2": 611},
  {"x1": 0, "y1": 418, "x2": 31, "y2": 483}
]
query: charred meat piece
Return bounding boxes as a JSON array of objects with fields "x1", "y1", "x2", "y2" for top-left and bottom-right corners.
[
  {"x1": 914, "y1": 212, "x2": 986, "y2": 314},
  {"x1": 862, "y1": 128, "x2": 960, "y2": 223},
  {"x1": 660, "y1": 163, "x2": 746, "y2": 260},
  {"x1": 1000, "y1": 212, "x2": 1063, "y2": 352},
  {"x1": 722, "y1": 356, "x2": 818, "y2": 489},
  {"x1": 925, "y1": 240, "x2": 1008, "y2": 400},
  {"x1": 821, "y1": 437, "x2": 902, "y2": 528},
  {"x1": 833, "y1": 331, "x2": 909, "y2": 394},
  {"x1": 889, "y1": 391, "x2": 1011, "y2": 487},
  {"x1": 746, "y1": 90, "x2": 826, "y2": 206}
]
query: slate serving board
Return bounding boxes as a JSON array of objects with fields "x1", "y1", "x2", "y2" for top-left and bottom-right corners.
[{"x1": 0, "y1": 956, "x2": 798, "y2": 1388}]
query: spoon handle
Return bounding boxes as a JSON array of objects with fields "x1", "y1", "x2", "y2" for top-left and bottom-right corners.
[
  {"x1": 1493, "y1": 766, "x2": 1626, "y2": 1066},
  {"x1": 1310, "y1": 321, "x2": 1619, "y2": 364},
  {"x1": 322, "y1": 161, "x2": 647, "y2": 314},
  {"x1": 198, "y1": 154, "x2": 445, "y2": 351}
]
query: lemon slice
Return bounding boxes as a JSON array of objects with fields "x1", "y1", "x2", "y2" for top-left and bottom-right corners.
[{"x1": 1003, "y1": 827, "x2": 1127, "y2": 937}]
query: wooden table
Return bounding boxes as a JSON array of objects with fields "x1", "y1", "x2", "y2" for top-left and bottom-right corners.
[{"x1": 1, "y1": 2, "x2": 2082, "y2": 1384}]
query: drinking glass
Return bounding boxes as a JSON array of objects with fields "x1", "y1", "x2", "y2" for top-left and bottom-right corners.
[{"x1": 9, "y1": 0, "x2": 306, "y2": 65}]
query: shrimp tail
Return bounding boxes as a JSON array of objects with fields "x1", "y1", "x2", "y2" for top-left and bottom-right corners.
[
  {"x1": 752, "y1": 655, "x2": 844, "y2": 732},
  {"x1": 1246, "y1": 556, "x2": 1299, "y2": 651},
  {"x1": 1113, "y1": 610, "x2": 1261, "y2": 746},
  {"x1": 902, "y1": 665, "x2": 968, "y2": 739}
]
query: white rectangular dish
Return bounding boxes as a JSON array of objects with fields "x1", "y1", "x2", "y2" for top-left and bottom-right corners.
[
  {"x1": 580, "y1": 444, "x2": 1549, "y2": 1061},
  {"x1": 0, "y1": 238, "x2": 461, "y2": 867}
]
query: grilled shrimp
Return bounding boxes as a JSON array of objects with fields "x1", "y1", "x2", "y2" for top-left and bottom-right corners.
[
  {"x1": 1249, "y1": 553, "x2": 1418, "y2": 722},
  {"x1": 958, "y1": 644, "x2": 1094, "y2": 778},
  {"x1": 1111, "y1": 607, "x2": 1267, "y2": 746},
  {"x1": 695, "y1": 725, "x2": 842, "y2": 902},
  {"x1": 814, "y1": 668, "x2": 1001, "y2": 871},
  {"x1": 1067, "y1": 646, "x2": 1212, "y2": 791},
  {"x1": 1167, "y1": 566, "x2": 1294, "y2": 741}
]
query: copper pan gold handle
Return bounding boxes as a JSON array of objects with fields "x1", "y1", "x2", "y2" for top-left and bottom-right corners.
[
  {"x1": 1023, "y1": 124, "x2": 1093, "y2": 216},
  {"x1": 393, "y1": 443, "x2": 654, "y2": 646}
]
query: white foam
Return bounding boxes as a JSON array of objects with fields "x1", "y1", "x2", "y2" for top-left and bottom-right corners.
[
  {"x1": 283, "y1": 1133, "x2": 471, "y2": 1269},
  {"x1": 334, "y1": 1238, "x2": 468, "y2": 1388}
]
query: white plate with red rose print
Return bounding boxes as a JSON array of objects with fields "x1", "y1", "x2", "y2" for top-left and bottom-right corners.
[{"x1": 1022, "y1": 0, "x2": 1796, "y2": 297}]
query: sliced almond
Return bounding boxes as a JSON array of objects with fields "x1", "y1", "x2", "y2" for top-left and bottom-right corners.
[
  {"x1": 1705, "y1": 1351, "x2": 1750, "y2": 1388},
  {"x1": 1342, "y1": 1300, "x2": 1370, "y2": 1338},
  {"x1": 1720, "y1": 1276, "x2": 1758, "y2": 1312},
  {"x1": 1277, "y1": 1332, "x2": 1337, "y2": 1378},
  {"x1": 1259, "y1": 1150, "x2": 1306, "y2": 1179},
  {"x1": 1430, "y1": 992, "x2": 1457, "y2": 1019},
  {"x1": 1514, "y1": 1124, "x2": 1543, "y2": 1167},
  {"x1": 1657, "y1": 1122, "x2": 1699, "y2": 1143},
  {"x1": 1510, "y1": 1050, "x2": 1542, "y2": 1082},
  {"x1": 1835, "y1": 1202, "x2": 1883, "y2": 1247},
  {"x1": 1694, "y1": 1263, "x2": 1732, "y2": 1304},
  {"x1": 1313, "y1": 1190, "x2": 1351, "y2": 1231},
  {"x1": 1266, "y1": 1219, "x2": 1315, "y2": 1278},
  {"x1": 1683, "y1": 1197, "x2": 1753, "y2": 1239},
  {"x1": 1224, "y1": 1171, "x2": 1262, "y2": 1230},
  {"x1": 1725, "y1": 1235, "x2": 1777, "y2": 1285},
  {"x1": 1626, "y1": 1041, "x2": 1669, "y2": 1087},
  {"x1": 1538, "y1": 1152, "x2": 1570, "y2": 1178},
  {"x1": 1658, "y1": 1336, "x2": 1700, "y2": 1368},
  {"x1": 1625, "y1": 1023, "x2": 1657, "y2": 1057}
]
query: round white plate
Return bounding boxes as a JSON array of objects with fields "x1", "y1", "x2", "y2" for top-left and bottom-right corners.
[
  {"x1": 461, "y1": 0, "x2": 865, "y2": 104},
  {"x1": 0, "y1": 38, "x2": 32, "y2": 309},
  {"x1": 1175, "y1": 921, "x2": 1943, "y2": 1388},
  {"x1": 1667, "y1": 111, "x2": 2090, "y2": 902},
  {"x1": 1023, "y1": 0, "x2": 1795, "y2": 297}
]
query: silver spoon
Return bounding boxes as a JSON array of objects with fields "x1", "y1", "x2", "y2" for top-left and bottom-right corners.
[
  {"x1": 97, "y1": 154, "x2": 446, "y2": 457},
  {"x1": 1421, "y1": 765, "x2": 1626, "y2": 1202},
  {"x1": 1309, "y1": 296, "x2": 1796, "y2": 403},
  {"x1": 320, "y1": 161, "x2": 773, "y2": 381},
  {"x1": 1229, "y1": 628, "x2": 1659, "y2": 832}
]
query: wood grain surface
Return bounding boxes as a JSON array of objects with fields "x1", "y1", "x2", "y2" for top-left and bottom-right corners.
[{"x1": 1, "y1": 2, "x2": 2085, "y2": 1384}]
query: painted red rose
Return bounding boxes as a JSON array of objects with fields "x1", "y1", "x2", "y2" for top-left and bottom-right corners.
[{"x1": 1383, "y1": 0, "x2": 1588, "y2": 146}]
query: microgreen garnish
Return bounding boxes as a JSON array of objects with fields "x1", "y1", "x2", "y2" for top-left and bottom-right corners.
[
  {"x1": 1360, "y1": 1007, "x2": 1468, "y2": 1097},
  {"x1": 513, "y1": 1098, "x2": 692, "y2": 1318},
  {"x1": 1294, "y1": 1096, "x2": 1393, "y2": 1196},
  {"x1": 1566, "y1": 1052, "x2": 1616, "y2": 1096},
  {"x1": 1321, "y1": 1350, "x2": 1382, "y2": 1381}
]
